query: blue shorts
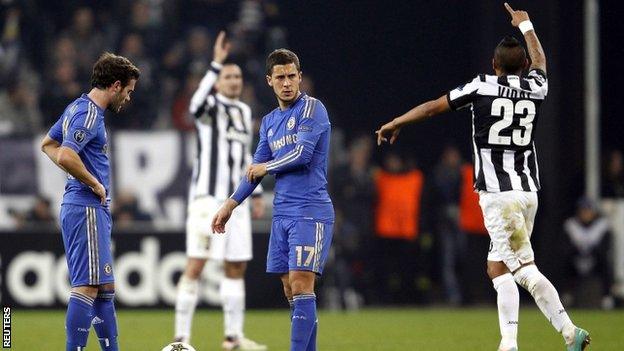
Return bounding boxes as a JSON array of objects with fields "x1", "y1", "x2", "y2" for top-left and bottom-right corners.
[
  {"x1": 266, "y1": 217, "x2": 333, "y2": 275},
  {"x1": 60, "y1": 204, "x2": 114, "y2": 287}
]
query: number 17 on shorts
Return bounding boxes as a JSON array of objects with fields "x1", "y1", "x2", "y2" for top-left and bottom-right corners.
[
  {"x1": 267, "y1": 219, "x2": 333, "y2": 275},
  {"x1": 290, "y1": 221, "x2": 333, "y2": 274}
]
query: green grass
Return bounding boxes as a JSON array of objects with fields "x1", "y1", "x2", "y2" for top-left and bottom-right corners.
[{"x1": 11, "y1": 307, "x2": 624, "y2": 350}]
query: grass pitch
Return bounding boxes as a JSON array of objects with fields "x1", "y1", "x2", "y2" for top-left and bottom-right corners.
[{"x1": 12, "y1": 307, "x2": 624, "y2": 350}]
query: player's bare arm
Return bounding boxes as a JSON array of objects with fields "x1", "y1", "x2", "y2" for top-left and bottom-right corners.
[
  {"x1": 375, "y1": 95, "x2": 450, "y2": 145},
  {"x1": 504, "y1": 2, "x2": 546, "y2": 73},
  {"x1": 40, "y1": 135, "x2": 66, "y2": 172},
  {"x1": 56, "y1": 146, "x2": 106, "y2": 204},
  {"x1": 211, "y1": 198, "x2": 239, "y2": 234}
]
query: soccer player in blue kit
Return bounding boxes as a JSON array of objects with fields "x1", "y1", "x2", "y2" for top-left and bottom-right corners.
[
  {"x1": 212, "y1": 49, "x2": 333, "y2": 351},
  {"x1": 40, "y1": 53, "x2": 139, "y2": 351}
]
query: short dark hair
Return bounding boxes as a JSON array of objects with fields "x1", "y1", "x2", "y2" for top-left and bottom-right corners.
[
  {"x1": 494, "y1": 36, "x2": 527, "y2": 74},
  {"x1": 91, "y1": 52, "x2": 140, "y2": 89},
  {"x1": 266, "y1": 49, "x2": 300, "y2": 76}
]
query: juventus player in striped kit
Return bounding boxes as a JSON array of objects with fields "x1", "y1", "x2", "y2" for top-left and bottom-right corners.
[
  {"x1": 174, "y1": 31, "x2": 267, "y2": 351},
  {"x1": 376, "y1": 4, "x2": 590, "y2": 351}
]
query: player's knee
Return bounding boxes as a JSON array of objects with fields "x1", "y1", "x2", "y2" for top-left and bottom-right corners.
[
  {"x1": 73, "y1": 285, "x2": 98, "y2": 298},
  {"x1": 184, "y1": 258, "x2": 206, "y2": 279},
  {"x1": 289, "y1": 272, "x2": 315, "y2": 295},
  {"x1": 99, "y1": 282, "x2": 115, "y2": 291},
  {"x1": 487, "y1": 261, "x2": 509, "y2": 280},
  {"x1": 224, "y1": 261, "x2": 247, "y2": 278},
  {"x1": 280, "y1": 274, "x2": 292, "y2": 296}
]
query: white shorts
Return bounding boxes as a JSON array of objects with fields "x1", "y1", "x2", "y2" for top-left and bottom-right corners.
[
  {"x1": 479, "y1": 190, "x2": 538, "y2": 272},
  {"x1": 186, "y1": 196, "x2": 252, "y2": 261}
]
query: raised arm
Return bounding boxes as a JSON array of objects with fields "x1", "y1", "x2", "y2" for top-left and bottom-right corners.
[
  {"x1": 504, "y1": 2, "x2": 546, "y2": 74},
  {"x1": 375, "y1": 95, "x2": 450, "y2": 145},
  {"x1": 189, "y1": 30, "x2": 231, "y2": 117}
]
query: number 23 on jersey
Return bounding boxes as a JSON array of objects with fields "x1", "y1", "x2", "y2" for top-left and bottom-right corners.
[{"x1": 488, "y1": 98, "x2": 536, "y2": 146}]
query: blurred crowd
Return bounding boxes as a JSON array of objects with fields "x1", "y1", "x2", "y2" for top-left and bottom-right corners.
[{"x1": 0, "y1": 0, "x2": 284, "y2": 135}]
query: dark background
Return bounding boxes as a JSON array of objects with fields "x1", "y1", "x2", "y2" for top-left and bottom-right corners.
[{"x1": 277, "y1": 0, "x2": 622, "y2": 283}]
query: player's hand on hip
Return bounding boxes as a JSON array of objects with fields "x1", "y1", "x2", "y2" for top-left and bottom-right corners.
[
  {"x1": 375, "y1": 119, "x2": 401, "y2": 145},
  {"x1": 90, "y1": 183, "x2": 106, "y2": 205},
  {"x1": 246, "y1": 163, "x2": 268, "y2": 182},
  {"x1": 213, "y1": 30, "x2": 231, "y2": 64},
  {"x1": 211, "y1": 207, "x2": 232, "y2": 234},
  {"x1": 504, "y1": 2, "x2": 530, "y2": 27}
]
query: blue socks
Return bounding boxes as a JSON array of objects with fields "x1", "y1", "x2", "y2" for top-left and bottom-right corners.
[
  {"x1": 93, "y1": 290, "x2": 119, "y2": 351},
  {"x1": 306, "y1": 320, "x2": 318, "y2": 351},
  {"x1": 290, "y1": 293, "x2": 317, "y2": 351},
  {"x1": 66, "y1": 290, "x2": 119, "y2": 351},
  {"x1": 66, "y1": 292, "x2": 95, "y2": 351}
]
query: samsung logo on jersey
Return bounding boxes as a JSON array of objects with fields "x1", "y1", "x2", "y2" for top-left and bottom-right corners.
[{"x1": 271, "y1": 133, "x2": 298, "y2": 151}]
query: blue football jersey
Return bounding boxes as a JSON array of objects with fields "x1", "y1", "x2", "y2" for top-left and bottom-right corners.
[
  {"x1": 254, "y1": 93, "x2": 334, "y2": 220},
  {"x1": 48, "y1": 94, "x2": 110, "y2": 208}
]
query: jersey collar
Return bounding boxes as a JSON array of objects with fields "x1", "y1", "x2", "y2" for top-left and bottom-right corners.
[
  {"x1": 215, "y1": 93, "x2": 240, "y2": 105},
  {"x1": 81, "y1": 93, "x2": 105, "y2": 113},
  {"x1": 278, "y1": 92, "x2": 306, "y2": 112}
]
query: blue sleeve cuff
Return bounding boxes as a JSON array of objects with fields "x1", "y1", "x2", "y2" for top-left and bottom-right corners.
[{"x1": 231, "y1": 177, "x2": 260, "y2": 204}]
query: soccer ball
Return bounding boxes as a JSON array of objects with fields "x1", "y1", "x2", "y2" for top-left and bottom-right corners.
[{"x1": 161, "y1": 342, "x2": 197, "y2": 351}]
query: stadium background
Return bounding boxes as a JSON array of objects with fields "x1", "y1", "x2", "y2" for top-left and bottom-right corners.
[{"x1": 1, "y1": 0, "x2": 623, "y2": 349}]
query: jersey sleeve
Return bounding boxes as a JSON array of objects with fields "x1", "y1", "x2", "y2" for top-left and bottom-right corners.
[
  {"x1": 231, "y1": 117, "x2": 270, "y2": 204},
  {"x1": 251, "y1": 181, "x2": 263, "y2": 197},
  {"x1": 252, "y1": 117, "x2": 273, "y2": 163},
  {"x1": 245, "y1": 131, "x2": 264, "y2": 198},
  {"x1": 189, "y1": 61, "x2": 222, "y2": 118},
  {"x1": 446, "y1": 76, "x2": 482, "y2": 110},
  {"x1": 61, "y1": 107, "x2": 98, "y2": 153},
  {"x1": 265, "y1": 99, "x2": 329, "y2": 174},
  {"x1": 525, "y1": 68, "x2": 548, "y2": 97},
  {"x1": 47, "y1": 117, "x2": 64, "y2": 143}
]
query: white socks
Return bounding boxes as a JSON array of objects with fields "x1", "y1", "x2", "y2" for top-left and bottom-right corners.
[
  {"x1": 514, "y1": 265, "x2": 576, "y2": 343},
  {"x1": 221, "y1": 277, "x2": 245, "y2": 339},
  {"x1": 175, "y1": 275, "x2": 199, "y2": 342},
  {"x1": 175, "y1": 275, "x2": 246, "y2": 342},
  {"x1": 492, "y1": 273, "x2": 519, "y2": 350}
]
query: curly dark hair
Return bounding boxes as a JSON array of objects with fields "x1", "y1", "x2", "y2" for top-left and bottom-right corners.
[
  {"x1": 90, "y1": 52, "x2": 140, "y2": 89},
  {"x1": 265, "y1": 48, "x2": 300, "y2": 76}
]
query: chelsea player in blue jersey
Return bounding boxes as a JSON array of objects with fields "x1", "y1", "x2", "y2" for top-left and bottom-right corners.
[
  {"x1": 40, "y1": 53, "x2": 139, "y2": 351},
  {"x1": 212, "y1": 49, "x2": 333, "y2": 351}
]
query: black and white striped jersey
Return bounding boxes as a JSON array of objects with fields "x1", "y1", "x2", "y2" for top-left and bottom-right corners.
[
  {"x1": 188, "y1": 61, "x2": 262, "y2": 201},
  {"x1": 447, "y1": 69, "x2": 548, "y2": 192}
]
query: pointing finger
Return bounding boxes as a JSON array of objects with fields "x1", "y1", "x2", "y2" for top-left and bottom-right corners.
[
  {"x1": 504, "y1": 3, "x2": 515, "y2": 15},
  {"x1": 216, "y1": 31, "x2": 226, "y2": 47}
]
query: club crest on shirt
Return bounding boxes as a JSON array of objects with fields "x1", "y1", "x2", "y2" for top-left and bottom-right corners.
[
  {"x1": 287, "y1": 116, "x2": 296, "y2": 130},
  {"x1": 104, "y1": 263, "x2": 112, "y2": 275},
  {"x1": 73, "y1": 129, "x2": 86, "y2": 143},
  {"x1": 267, "y1": 128, "x2": 274, "y2": 138}
]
